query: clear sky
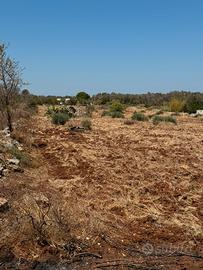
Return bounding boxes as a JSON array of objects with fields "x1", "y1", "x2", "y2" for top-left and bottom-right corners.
[{"x1": 0, "y1": 0, "x2": 203, "y2": 96}]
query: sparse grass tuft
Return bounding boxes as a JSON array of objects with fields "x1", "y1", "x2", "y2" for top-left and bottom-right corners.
[
  {"x1": 152, "y1": 115, "x2": 177, "y2": 124},
  {"x1": 85, "y1": 104, "x2": 95, "y2": 117},
  {"x1": 110, "y1": 111, "x2": 124, "y2": 118},
  {"x1": 131, "y1": 112, "x2": 148, "y2": 121},
  {"x1": 9, "y1": 147, "x2": 34, "y2": 167},
  {"x1": 101, "y1": 110, "x2": 124, "y2": 118},
  {"x1": 81, "y1": 118, "x2": 92, "y2": 130},
  {"x1": 101, "y1": 110, "x2": 110, "y2": 117}
]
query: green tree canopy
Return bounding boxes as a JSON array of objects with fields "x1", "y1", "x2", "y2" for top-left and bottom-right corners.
[{"x1": 76, "y1": 91, "x2": 90, "y2": 103}]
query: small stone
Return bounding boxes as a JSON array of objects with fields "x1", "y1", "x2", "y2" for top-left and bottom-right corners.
[
  {"x1": 9, "y1": 165, "x2": 24, "y2": 173},
  {"x1": 0, "y1": 164, "x2": 6, "y2": 177},
  {"x1": 0, "y1": 164, "x2": 4, "y2": 172},
  {"x1": 4, "y1": 142, "x2": 14, "y2": 149},
  {"x1": 2, "y1": 127, "x2": 10, "y2": 135},
  {"x1": 2, "y1": 169, "x2": 9, "y2": 176},
  {"x1": 0, "y1": 198, "x2": 9, "y2": 212},
  {"x1": 7, "y1": 158, "x2": 20, "y2": 165}
]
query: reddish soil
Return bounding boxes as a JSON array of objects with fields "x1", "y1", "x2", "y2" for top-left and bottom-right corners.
[{"x1": 0, "y1": 106, "x2": 203, "y2": 269}]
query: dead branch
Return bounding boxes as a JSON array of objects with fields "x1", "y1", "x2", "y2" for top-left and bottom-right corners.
[
  {"x1": 74, "y1": 252, "x2": 102, "y2": 259},
  {"x1": 95, "y1": 260, "x2": 162, "y2": 269}
]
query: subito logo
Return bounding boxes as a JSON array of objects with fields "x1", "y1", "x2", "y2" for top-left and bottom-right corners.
[{"x1": 142, "y1": 243, "x2": 154, "y2": 255}]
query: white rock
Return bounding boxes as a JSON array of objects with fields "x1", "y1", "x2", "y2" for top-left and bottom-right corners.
[
  {"x1": 8, "y1": 158, "x2": 20, "y2": 165},
  {"x1": 4, "y1": 142, "x2": 14, "y2": 149},
  {"x1": 2, "y1": 127, "x2": 10, "y2": 135},
  {"x1": 0, "y1": 197, "x2": 9, "y2": 212}
]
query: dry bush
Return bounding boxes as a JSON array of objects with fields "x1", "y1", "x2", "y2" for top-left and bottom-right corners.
[
  {"x1": 1, "y1": 192, "x2": 101, "y2": 260},
  {"x1": 85, "y1": 104, "x2": 95, "y2": 117},
  {"x1": 15, "y1": 104, "x2": 33, "y2": 120},
  {"x1": 131, "y1": 112, "x2": 148, "y2": 121},
  {"x1": 169, "y1": 98, "x2": 185, "y2": 112},
  {"x1": 81, "y1": 118, "x2": 92, "y2": 130},
  {"x1": 11, "y1": 129, "x2": 33, "y2": 148},
  {"x1": 9, "y1": 147, "x2": 31, "y2": 167}
]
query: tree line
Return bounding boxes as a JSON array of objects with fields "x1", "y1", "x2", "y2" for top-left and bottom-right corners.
[
  {"x1": 1, "y1": 42, "x2": 203, "y2": 132},
  {"x1": 28, "y1": 91, "x2": 203, "y2": 111}
]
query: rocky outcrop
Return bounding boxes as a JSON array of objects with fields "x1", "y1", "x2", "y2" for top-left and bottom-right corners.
[{"x1": 0, "y1": 127, "x2": 23, "y2": 178}]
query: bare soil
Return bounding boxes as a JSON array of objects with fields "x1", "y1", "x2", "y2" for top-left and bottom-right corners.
[{"x1": 0, "y1": 106, "x2": 203, "y2": 269}]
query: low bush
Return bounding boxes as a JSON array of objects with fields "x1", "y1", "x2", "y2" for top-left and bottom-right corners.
[
  {"x1": 101, "y1": 110, "x2": 124, "y2": 118},
  {"x1": 101, "y1": 110, "x2": 111, "y2": 117},
  {"x1": 51, "y1": 112, "x2": 70, "y2": 125},
  {"x1": 47, "y1": 106, "x2": 74, "y2": 118},
  {"x1": 110, "y1": 101, "x2": 124, "y2": 113},
  {"x1": 46, "y1": 107, "x2": 54, "y2": 116},
  {"x1": 11, "y1": 129, "x2": 32, "y2": 147},
  {"x1": 101, "y1": 102, "x2": 124, "y2": 118},
  {"x1": 110, "y1": 111, "x2": 124, "y2": 118},
  {"x1": 152, "y1": 115, "x2": 177, "y2": 124},
  {"x1": 132, "y1": 112, "x2": 148, "y2": 121},
  {"x1": 81, "y1": 118, "x2": 92, "y2": 130},
  {"x1": 169, "y1": 98, "x2": 185, "y2": 112},
  {"x1": 183, "y1": 96, "x2": 203, "y2": 114}
]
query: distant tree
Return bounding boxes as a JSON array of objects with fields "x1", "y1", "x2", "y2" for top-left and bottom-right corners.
[
  {"x1": 0, "y1": 44, "x2": 23, "y2": 131},
  {"x1": 22, "y1": 89, "x2": 30, "y2": 96},
  {"x1": 76, "y1": 91, "x2": 90, "y2": 104}
]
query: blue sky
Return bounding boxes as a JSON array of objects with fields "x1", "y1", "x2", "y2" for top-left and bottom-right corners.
[{"x1": 0, "y1": 0, "x2": 203, "y2": 95}]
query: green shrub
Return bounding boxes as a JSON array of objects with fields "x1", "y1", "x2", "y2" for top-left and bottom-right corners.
[
  {"x1": 132, "y1": 112, "x2": 148, "y2": 121},
  {"x1": 46, "y1": 106, "x2": 54, "y2": 116},
  {"x1": 47, "y1": 106, "x2": 74, "y2": 118},
  {"x1": 81, "y1": 118, "x2": 92, "y2": 130},
  {"x1": 101, "y1": 110, "x2": 110, "y2": 117},
  {"x1": 101, "y1": 102, "x2": 124, "y2": 118},
  {"x1": 101, "y1": 110, "x2": 124, "y2": 118},
  {"x1": 183, "y1": 96, "x2": 203, "y2": 114},
  {"x1": 51, "y1": 112, "x2": 70, "y2": 125},
  {"x1": 152, "y1": 115, "x2": 177, "y2": 124},
  {"x1": 110, "y1": 111, "x2": 124, "y2": 118},
  {"x1": 110, "y1": 101, "x2": 124, "y2": 113}
]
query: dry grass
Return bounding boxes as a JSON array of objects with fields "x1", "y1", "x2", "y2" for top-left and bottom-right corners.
[{"x1": 0, "y1": 105, "x2": 203, "y2": 268}]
